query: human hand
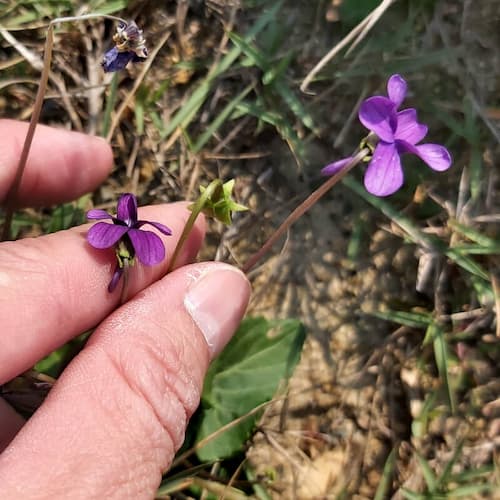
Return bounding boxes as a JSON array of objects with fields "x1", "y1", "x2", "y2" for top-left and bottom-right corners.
[{"x1": 0, "y1": 120, "x2": 251, "y2": 498}]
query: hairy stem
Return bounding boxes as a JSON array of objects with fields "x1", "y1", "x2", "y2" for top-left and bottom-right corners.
[
  {"x1": 1, "y1": 13, "x2": 126, "y2": 241},
  {"x1": 168, "y1": 179, "x2": 223, "y2": 272},
  {"x1": 241, "y1": 148, "x2": 370, "y2": 274}
]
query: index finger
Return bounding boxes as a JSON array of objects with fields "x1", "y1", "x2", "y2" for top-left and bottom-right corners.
[{"x1": 0, "y1": 120, "x2": 113, "y2": 207}]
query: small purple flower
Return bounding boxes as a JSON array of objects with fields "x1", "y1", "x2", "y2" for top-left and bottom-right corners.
[
  {"x1": 102, "y1": 20, "x2": 148, "y2": 73},
  {"x1": 322, "y1": 74, "x2": 452, "y2": 196},
  {"x1": 102, "y1": 46, "x2": 146, "y2": 73},
  {"x1": 87, "y1": 193, "x2": 172, "y2": 292}
]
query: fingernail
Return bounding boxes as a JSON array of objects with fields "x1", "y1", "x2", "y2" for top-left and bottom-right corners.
[{"x1": 184, "y1": 266, "x2": 251, "y2": 358}]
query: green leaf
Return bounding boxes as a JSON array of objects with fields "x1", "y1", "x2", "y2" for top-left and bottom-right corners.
[
  {"x1": 195, "y1": 317, "x2": 305, "y2": 461},
  {"x1": 43, "y1": 201, "x2": 86, "y2": 233}
]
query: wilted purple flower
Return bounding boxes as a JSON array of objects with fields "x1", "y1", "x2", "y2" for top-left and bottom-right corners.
[
  {"x1": 322, "y1": 74, "x2": 452, "y2": 196},
  {"x1": 102, "y1": 20, "x2": 148, "y2": 73},
  {"x1": 102, "y1": 46, "x2": 146, "y2": 73},
  {"x1": 87, "y1": 193, "x2": 172, "y2": 292}
]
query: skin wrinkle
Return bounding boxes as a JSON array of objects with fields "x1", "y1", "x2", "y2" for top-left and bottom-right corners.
[
  {"x1": 84, "y1": 272, "x2": 209, "y2": 457},
  {"x1": 116, "y1": 335, "x2": 191, "y2": 450},
  {"x1": 72, "y1": 345, "x2": 173, "y2": 495},
  {"x1": 95, "y1": 350, "x2": 178, "y2": 494},
  {"x1": 138, "y1": 318, "x2": 203, "y2": 412},
  {"x1": 87, "y1": 300, "x2": 200, "y2": 447}
]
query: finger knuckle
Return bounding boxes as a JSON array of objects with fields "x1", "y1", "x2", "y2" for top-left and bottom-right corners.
[{"x1": 107, "y1": 333, "x2": 202, "y2": 452}]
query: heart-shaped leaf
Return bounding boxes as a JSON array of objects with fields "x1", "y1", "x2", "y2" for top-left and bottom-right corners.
[{"x1": 195, "y1": 317, "x2": 305, "y2": 461}]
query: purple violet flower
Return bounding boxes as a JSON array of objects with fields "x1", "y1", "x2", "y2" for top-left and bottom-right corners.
[
  {"x1": 322, "y1": 74, "x2": 452, "y2": 197},
  {"x1": 87, "y1": 193, "x2": 172, "y2": 292}
]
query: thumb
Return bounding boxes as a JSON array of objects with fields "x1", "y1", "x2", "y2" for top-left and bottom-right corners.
[{"x1": 0, "y1": 262, "x2": 251, "y2": 499}]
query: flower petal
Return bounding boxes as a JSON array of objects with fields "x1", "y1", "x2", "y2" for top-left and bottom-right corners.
[
  {"x1": 116, "y1": 193, "x2": 138, "y2": 226},
  {"x1": 387, "y1": 74, "x2": 407, "y2": 108},
  {"x1": 359, "y1": 96, "x2": 397, "y2": 142},
  {"x1": 87, "y1": 222, "x2": 128, "y2": 249},
  {"x1": 364, "y1": 142, "x2": 404, "y2": 196},
  {"x1": 395, "y1": 109, "x2": 428, "y2": 144},
  {"x1": 136, "y1": 220, "x2": 172, "y2": 236},
  {"x1": 108, "y1": 265, "x2": 124, "y2": 293},
  {"x1": 86, "y1": 209, "x2": 113, "y2": 220},
  {"x1": 128, "y1": 229, "x2": 165, "y2": 266},
  {"x1": 399, "y1": 142, "x2": 452, "y2": 172},
  {"x1": 321, "y1": 157, "x2": 352, "y2": 176},
  {"x1": 101, "y1": 47, "x2": 136, "y2": 73}
]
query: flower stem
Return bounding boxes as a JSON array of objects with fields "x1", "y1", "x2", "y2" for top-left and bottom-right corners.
[
  {"x1": 241, "y1": 147, "x2": 370, "y2": 274},
  {"x1": 120, "y1": 258, "x2": 130, "y2": 305},
  {"x1": 1, "y1": 13, "x2": 126, "y2": 241},
  {"x1": 168, "y1": 179, "x2": 223, "y2": 272}
]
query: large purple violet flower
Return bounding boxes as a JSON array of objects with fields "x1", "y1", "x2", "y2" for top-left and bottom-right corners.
[
  {"x1": 322, "y1": 74, "x2": 452, "y2": 196},
  {"x1": 87, "y1": 193, "x2": 172, "y2": 292}
]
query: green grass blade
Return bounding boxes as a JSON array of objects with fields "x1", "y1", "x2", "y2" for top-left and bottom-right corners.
[
  {"x1": 101, "y1": 72, "x2": 119, "y2": 138},
  {"x1": 427, "y1": 322, "x2": 456, "y2": 413},
  {"x1": 415, "y1": 452, "x2": 438, "y2": 492},
  {"x1": 227, "y1": 31, "x2": 269, "y2": 69},
  {"x1": 235, "y1": 100, "x2": 304, "y2": 158},
  {"x1": 374, "y1": 447, "x2": 397, "y2": 500},
  {"x1": 435, "y1": 440, "x2": 464, "y2": 490},
  {"x1": 448, "y1": 483, "x2": 496, "y2": 497},
  {"x1": 401, "y1": 488, "x2": 424, "y2": 500},
  {"x1": 372, "y1": 310, "x2": 432, "y2": 329},
  {"x1": 262, "y1": 51, "x2": 293, "y2": 85},
  {"x1": 448, "y1": 219, "x2": 500, "y2": 248},
  {"x1": 273, "y1": 79, "x2": 316, "y2": 132},
  {"x1": 159, "y1": 0, "x2": 284, "y2": 141},
  {"x1": 343, "y1": 177, "x2": 489, "y2": 281},
  {"x1": 192, "y1": 84, "x2": 254, "y2": 154},
  {"x1": 91, "y1": 0, "x2": 128, "y2": 15}
]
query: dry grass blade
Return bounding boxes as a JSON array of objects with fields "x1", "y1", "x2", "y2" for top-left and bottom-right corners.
[
  {"x1": 300, "y1": 0, "x2": 397, "y2": 93},
  {"x1": 170, "y1": 398, "x2": 282, "y2": 468},
  {"x1": 0, "y1": 27, "x2": 83, "y2": 131}
]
